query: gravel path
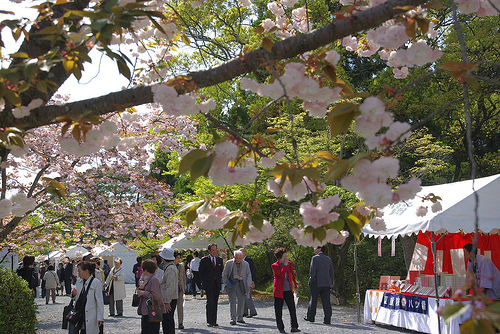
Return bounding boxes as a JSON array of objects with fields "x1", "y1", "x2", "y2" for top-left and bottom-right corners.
[{"x1": 35, "y1": 284, "x2": 411, "y2": 334}]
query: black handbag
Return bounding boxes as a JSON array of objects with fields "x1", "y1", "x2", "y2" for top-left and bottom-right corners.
[
  {"x1": 132, "y1": 292, "x2": 140, "y2": 307},
  {"x1": 62, "y1": 300, "x2": 73, "y2": 329},
  {"x1": 67, "y1": 308, "x2": 82, "y2": 325},
  {"x1": 103, "y1": 289, "x2": 110, "y2": 305}
]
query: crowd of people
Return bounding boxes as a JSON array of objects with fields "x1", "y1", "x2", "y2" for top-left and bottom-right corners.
[{"x1": 16, "y1": 244, "x2": 336, "y2": 334}]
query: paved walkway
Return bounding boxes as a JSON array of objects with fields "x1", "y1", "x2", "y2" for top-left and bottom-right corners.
[{"x1": 36, "y1": 284, "x2": 410, "y2": 334}]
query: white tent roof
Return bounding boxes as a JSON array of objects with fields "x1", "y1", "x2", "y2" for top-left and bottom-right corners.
[
  {"x1": 64, "y1": 245, "x2": 91, "y2": 259},
  {"x1": 163, "y1": 233, "x2": 233, "y2": 251},
  {"x1": 362, "y1": 174, "x2": 500, "y2": 238}
]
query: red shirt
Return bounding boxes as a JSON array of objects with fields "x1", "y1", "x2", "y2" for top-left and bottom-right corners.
[{"x1": 271, "y1": 260, "x2": 297, "y2": 298}]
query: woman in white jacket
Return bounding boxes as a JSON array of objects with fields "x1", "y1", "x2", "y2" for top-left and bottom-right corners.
[
  {"x1": 104, "y1": 257, "x2": 126, "y2": 316},
  {"x1": 70, "y1": 261, "x2": 104, "y2": 334}
]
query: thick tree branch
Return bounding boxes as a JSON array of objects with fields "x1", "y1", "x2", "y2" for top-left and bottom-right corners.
[{"x1": 4, "y1": 0, "x2": 427, "y2": 131}]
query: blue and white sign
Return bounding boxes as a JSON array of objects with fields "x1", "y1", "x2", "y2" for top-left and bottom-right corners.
[{"x1": 380, "y1": 292, "x2": 428, "y2": 315}]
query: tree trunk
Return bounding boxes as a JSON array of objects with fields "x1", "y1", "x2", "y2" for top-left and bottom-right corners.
[
  {"x1": 399, "y1": 234, "x2": 416, "y2": 271},
  {"x1": 329, "y1": 236, "x2": 353, "y2": 305}
]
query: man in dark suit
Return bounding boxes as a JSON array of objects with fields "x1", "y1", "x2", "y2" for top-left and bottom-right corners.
[
  {"x1": 199, "y1": 243, "x2": 224, "y2": 327},
  {"x1": 63, "y1": 257, "x2": 74, "y2": 296},
  {"x1": 304, "y1": 245, "x2": 334, "y2": 324},
  {"x1": 240, "y1": 248, "x2": 258, "y2": 317}
]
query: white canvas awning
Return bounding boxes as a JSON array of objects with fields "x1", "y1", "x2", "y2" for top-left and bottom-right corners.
[{"x1": 362, "y1": 174, "x2": 500, "y2": 238}]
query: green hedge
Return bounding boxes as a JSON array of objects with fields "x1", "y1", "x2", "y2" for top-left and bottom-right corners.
[{"x1": 0, "y1": 267, "x2": 37, "y2": 334}]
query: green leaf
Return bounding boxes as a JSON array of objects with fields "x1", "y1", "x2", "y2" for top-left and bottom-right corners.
[
  {"x1": 314, "y1": 227, "x2": 326, "y2": 242},
  {"x1": 190, "y1": 154, "x2": 214, "y2": 181},
  {"x1": 178, "y1": 149, "x2": 207, "y2": 175},
  {"x1": 250, "y1": 213, "x2": 264, "y2": 230},
  {"x1": 441, "y1": 303, "x2": 471, "y2": 321},
  {"x1": 91, "y1": 19, "x2": 109, "y2": 33},
  {"x1": 196, "y1": 200, "x2": 210, "y2": 215},
  {"x1": 9, "y1": 52, "x2": 29, "y2": 58},
  {"x1": 4, "y1": 89, "x2": 21, "y2": 107},
  {"x1": 331, "y1": 218, "x2": 345, "y2": 231},
  {"x1": 186, "y1": 205, "x2": 198, "y2": 225},
  {"x1": 177, "y1": 200, "x2": 204, "y2": 214},
  {"x1": 223, "y1": 216, "x2": 239, "y2": 230},
  {"x1": 327, "y1": 103, "x2": 357, "y2": 137},
  {"x1": 346, "y1": 214, "x2": 363, "y2": 240},
  {"x1": 323, "y1": 159, "x2": 350, "y2": 182},
  {"x1": 461, "y1": 318, "x2": 496, "y2": 334}
]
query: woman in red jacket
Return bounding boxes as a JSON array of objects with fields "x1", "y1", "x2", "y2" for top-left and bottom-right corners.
[{"x1": 272, "y1": 248, "x2": 300, "y2": 333}]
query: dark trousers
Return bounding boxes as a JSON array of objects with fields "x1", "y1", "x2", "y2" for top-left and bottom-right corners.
[
  {"x1": 65, "y1": 278, "x2": 72, "y2": 295},
  {"x1": 41, "y1": 279, "x2": 46, "y2": 298},
  {"x1": 192, "y1": 271, "x2": 202, "y2": 296},
  {"x1": 306, "y1": 282, "x2": 332, "y2": 322},
  {"x1": 205, "y1": 288, "x2": 220, "y2": 325},
  {"x1": 274, "y1": 290, "x2": 299, "y2": 331},
  {"x1": 162, "y1": 299, "x2": 177, "y2": 334},
  {"x1": 141, "y1": 315, "x2": 160, "y2": 334}
]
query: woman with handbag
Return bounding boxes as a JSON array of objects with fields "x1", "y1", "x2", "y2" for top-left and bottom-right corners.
[
  {"x1": 69, "y1": 261, "x2": 104, "y2": 334},
  {"x1": 136, "y1": 259, "x2": 165, "y2": 334},
  {"x1": 104, "y1": 257, "x2": 126, "y2": 317}
]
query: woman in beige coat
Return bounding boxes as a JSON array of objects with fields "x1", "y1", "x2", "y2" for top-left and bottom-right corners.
[
  {"x1": 43, "y1": 265, "x2": 60, "y2": 304},
  {"x1": 104, "y1": 257, "x2": 126, "y2": 316}
]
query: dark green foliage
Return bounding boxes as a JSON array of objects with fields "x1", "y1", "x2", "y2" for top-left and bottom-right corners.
[
  {"x1": 345, "y1": 237, "x2": 407, "y2": 303},
  {"x1": 0, "y1": 268, "x2": 37, "y2": 334}
]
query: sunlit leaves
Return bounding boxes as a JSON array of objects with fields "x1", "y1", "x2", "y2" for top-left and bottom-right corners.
[{"x1": 0, "y1": 128, "x2": 25, "y2": 149}]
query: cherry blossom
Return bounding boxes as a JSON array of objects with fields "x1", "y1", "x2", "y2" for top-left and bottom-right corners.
[
  {"x1": 299, "y1": 195, "x2": 341, "y2": 228},
  {"x1": 416, "y1": 206, "x2": 428, "y2": 217}
]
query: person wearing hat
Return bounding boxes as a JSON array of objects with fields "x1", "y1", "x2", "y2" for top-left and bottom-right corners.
[{"x1": 159, "y1": 248, "x2": 178, "y2": 334}]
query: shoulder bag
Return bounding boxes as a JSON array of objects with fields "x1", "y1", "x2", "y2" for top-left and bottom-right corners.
[
  {"x1": 147, "y1": 294, "x2": 163, "y2": 322},
  {"x1": 66, "y1": 277, "x2": 94, "y2": 327},
  {"x1": 62, "y1": 300, "x2": 73, "y2": 329}
]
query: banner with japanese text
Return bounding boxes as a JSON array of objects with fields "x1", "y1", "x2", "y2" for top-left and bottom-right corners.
[{"x1": 380, "y1": 292, "x2": 429, "y2": 315}]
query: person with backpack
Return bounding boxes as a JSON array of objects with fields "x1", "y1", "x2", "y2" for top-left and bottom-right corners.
[
  {"x1": 133, "y1": 256, "x2": 143, "y2": 287},
  {"x1": 17, "y1": 255, "x2": 38, "y2": 298}
]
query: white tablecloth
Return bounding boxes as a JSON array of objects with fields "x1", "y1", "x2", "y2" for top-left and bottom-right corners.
[{"x1": 364, "y1": 290, "x2": 461, "y2": 334}]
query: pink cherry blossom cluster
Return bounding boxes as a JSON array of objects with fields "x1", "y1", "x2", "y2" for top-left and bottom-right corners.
[
  {"x1": 342, "y1": 157, "x2": 422, "y2": 208},
  {"x1": 59, "y1": 121, "x2": 120, "y2": 157},
  {"x1": 207, "y1": 140, "x2": 258, "y2": 186},
  {"x1": 193, "y1": 205, "x2": 230, "y2": 230},
  {"x1": 291, "y1": 227, "x2": 349, "y2": 247},
  {"x1": 11, "y1": 98, "x2": 43, "y2": 119},
  {"x1": 456, "y1": 0, "x2": 499, "y2": 16},
  {"x1": 299, "y1": 195, "x2": 341, "y2": 228},
  {"x1": 260, "y1": 151, "x2": 285, "y2": 169},
  {"x1": 267, "y1": 177, "x2": 322, "y2": 202},
  {"x1": 234, "y1": 220, "x2": 275, "y2": 246},
  {"x1": 152, "y1": 83, "x2": 216, "y2": 116},
  {"x1": 0, "y1": 192, "x2": 36, "y2": 219},
  {"x1": 353, "y1": 96, "x2": 412, "y2": 150},
  {"x1": 241, "y1": 62, "x2": 343, "y2": 118},
  {"x1": 2, "y1": 103, "x2": 199, "y2": 250}
]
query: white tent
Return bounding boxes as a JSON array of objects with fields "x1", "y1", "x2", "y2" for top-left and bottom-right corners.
[
  {"x1": 163, "y1": 233, "x2": 233, "y2": 251},
  {"x1": 64, "y1": 245, "x2": 91, "y2": 259},
  {"x1": 0, "y1": 247, "x2": 18, "y2": 271},
  {"x1": 362, "y1": 173, "x2": 500, "y2": 238},
  {"x1": 93, "y1": 243, "x2": 138, "y2": 284}
]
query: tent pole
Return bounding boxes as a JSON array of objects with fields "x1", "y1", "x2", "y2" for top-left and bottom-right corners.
[
  {"x1": 354, "y1": 238, "x2": 361, "y2": 323},
  {"x1": 431, "y1": 231, "x2": 442, "y2": 334}
]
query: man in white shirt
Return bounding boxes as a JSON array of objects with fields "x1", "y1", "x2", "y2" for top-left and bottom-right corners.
[{"x1": 190, "y1": 251, "x2": 203, "y2": 298}]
